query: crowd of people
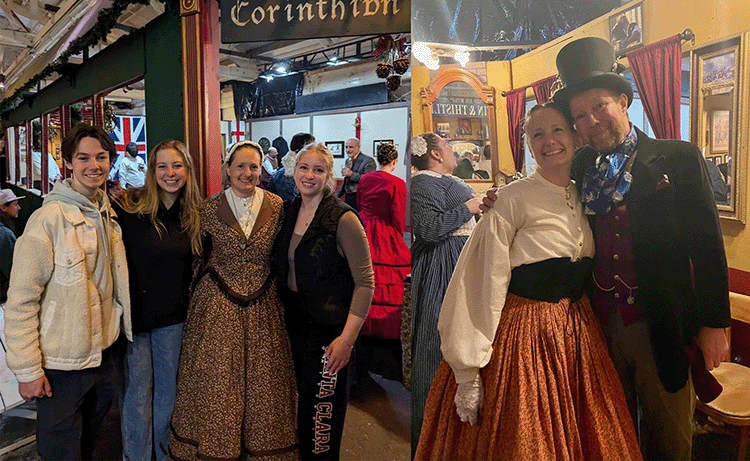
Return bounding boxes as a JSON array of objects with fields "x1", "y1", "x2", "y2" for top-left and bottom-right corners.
[
  {"x1": 1, "y1": 124, "x2": 412, "y2": 460},
  {"x1": 0, "y1": 35, "x2": 732, "y2": 461}
]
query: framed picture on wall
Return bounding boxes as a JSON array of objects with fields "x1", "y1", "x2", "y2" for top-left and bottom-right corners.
[
  {"x1": 702, "y1": 50, "x2": 736, "y2": 86},
  {"x1": 609, "y1": 2, "x2": 643, "y2": 54},
  {"x1": 458, "y1": 119, "x2": 472, "y2": 136},
  {"x1": 325, "y1": 141, "x2": 345, "y2": 158},
  {"x1": 711, "y1": 110, "x2": 730, "y2": 153},
  {"x1": 373, "y1": 139, "x2": 394, "y2": 155}
]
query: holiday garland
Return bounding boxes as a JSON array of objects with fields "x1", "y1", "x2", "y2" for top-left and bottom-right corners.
[
  {"x1": 0, "y1": 0, "x2": 153, "y2": 112},
  {"x1": 373, "y1": 34, "x2": 409, "y2": 91}
]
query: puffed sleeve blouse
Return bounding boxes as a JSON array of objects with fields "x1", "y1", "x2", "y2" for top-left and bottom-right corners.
[{"x1": 437, "y1": 171, "x2": 595, "y2": 384}]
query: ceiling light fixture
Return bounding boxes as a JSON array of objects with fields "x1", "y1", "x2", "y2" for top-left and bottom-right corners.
[
  {"x1": 270, "y1": 59, "x2": 292, "y2": 75},
  {"x1": 454, "y1": 47, "x2": 470, "y2": 67},
  {"x1": 0, "y1": 74, "x2": 5, "y2": 92},
  {"x1": 413, "y1": 42, "x2": 440, "y2": 70}
]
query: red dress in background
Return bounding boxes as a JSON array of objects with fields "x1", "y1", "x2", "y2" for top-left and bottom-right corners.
[{"x1": 357, "y1": 170, "x2": 411, "y2": 339}]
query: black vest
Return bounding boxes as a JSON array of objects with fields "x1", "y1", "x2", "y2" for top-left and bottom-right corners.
[{"x1": 276, "y1": 193, "x2": 357, "y2": 325}]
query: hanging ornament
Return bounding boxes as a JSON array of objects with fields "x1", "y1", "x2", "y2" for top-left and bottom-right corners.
[
  {"x1": 386, "y1": 75, "x2": 401, "y2": 91},
  {"x1": 48, "y1": 120, "x2": 58, "y2": 142},
  {"x1": 354, "y1": 116, "x2": 361, "y2": 139},
  {"x1": 104, "y1": 102, "x2": 116, "y2": 133},
  {"x1": 374, "y1": 34, "x2": 409, "y2": 83},
  {"x1": 376, "y1": 62, "x2": 392, "y2": 79},
  {"x1": 373, "y1": 34, "x2": 394, "y2": 58},
  {"x1": 393, "y1": 57, "x2": 409, "y2": 75}
]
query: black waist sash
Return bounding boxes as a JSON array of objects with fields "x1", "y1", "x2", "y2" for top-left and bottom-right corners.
[{"x1": 507, "y1": 257, "x2": 594, "y2": 303}]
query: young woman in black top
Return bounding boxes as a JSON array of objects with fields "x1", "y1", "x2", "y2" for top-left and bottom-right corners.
[{"x1": 114, "y1": 140, "x2": 202, "y2": 461}]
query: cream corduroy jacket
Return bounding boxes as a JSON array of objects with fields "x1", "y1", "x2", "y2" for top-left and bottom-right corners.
[{"x1": 4, "y1": 181, "x2": 132, "y2": 383}]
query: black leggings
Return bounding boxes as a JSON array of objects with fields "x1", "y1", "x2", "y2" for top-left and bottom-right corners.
[{"x1": 288, "y1": 317, "x2": 352, "y2": 460}]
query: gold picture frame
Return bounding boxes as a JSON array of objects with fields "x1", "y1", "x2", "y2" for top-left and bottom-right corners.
[{"x1": 691, "y1": 32, "x2": 749, "y2": 222}]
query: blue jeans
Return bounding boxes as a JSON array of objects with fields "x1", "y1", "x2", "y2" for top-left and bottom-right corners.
[{"x1": 122, "y1": 323, "x2": 184, "y2": 461}]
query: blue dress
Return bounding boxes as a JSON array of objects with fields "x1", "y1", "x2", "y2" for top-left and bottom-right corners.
[{"x1": 409, "y1": 170, "x2": 476, "y2": 451}]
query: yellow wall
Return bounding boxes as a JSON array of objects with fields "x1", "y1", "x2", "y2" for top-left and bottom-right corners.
[
  {"x1": 508, "y1": 0, "x2": 750, "y2": 274},
  {"x1": 410, "y1": 64, "x2": 429, "y2": 142},
  {"x1": 486, "y1": 61, "x2": 514, "y2": 175},
  {"x1": 510, "y1": 0, "x2": 750, "y2": 83},
  {"x1": 412, "y1": 0, "x2": 750, "y2": 274}
]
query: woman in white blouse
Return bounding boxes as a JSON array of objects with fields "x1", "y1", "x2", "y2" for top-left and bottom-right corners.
[{"x1": 415, "y1": 103, "x2": 642, "y2": 460}]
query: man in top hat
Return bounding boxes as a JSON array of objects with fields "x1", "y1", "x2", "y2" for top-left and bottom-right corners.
[{"x1": 553, "y1": 37, "x2": 730, "y2": 459}]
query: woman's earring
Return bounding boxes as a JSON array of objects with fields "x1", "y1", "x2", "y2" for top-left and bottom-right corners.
[{"x1": 438, "y1": 158, "x2": 443, "y2": 163}]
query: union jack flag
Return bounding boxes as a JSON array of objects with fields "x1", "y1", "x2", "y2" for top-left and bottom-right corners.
[{"x1": 109, "y1": 116, "x2": 147, "y2": 180}]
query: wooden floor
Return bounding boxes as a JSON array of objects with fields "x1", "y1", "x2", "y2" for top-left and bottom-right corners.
[
  {"x1": 1, "y1": 375, "x2": 747, "y2": 460},
  {"x1": 0, "y1": 372, "x2": 410, "y2": 461}
]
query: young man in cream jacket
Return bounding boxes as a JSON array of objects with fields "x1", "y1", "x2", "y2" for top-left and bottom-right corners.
[{"x1": 4, "y1": 122, "x2": 131, "y2": 460}]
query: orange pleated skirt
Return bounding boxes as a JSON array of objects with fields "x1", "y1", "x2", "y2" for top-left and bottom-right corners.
[{"x1": 415, "y1": 293, "x2": 643, "y2": 461}]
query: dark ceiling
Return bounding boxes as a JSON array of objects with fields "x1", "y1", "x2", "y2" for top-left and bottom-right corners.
[{"x1": 413, "y1": 0, "x2": 622, "y2": 59}]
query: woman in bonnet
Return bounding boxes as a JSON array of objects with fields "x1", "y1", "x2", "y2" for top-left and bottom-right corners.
[{"x1": 169, "y1": 140, "x2": 297, "y2": 460}]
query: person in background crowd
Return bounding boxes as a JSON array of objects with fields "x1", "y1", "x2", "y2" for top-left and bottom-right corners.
[
  {"x1": 275, "y1": 142, "x2": 374, "y2": 460},
  {"x1": 355, "y1": 142, "x2": 411, "y2": 383},
  {"x1": 272, "y1": 135, "x2": 290, "y2": 163},
  {"x1": 260, "y1": 146, "x2": 279, "y2": 188},
  {"x1": 337, "y1": 137, "x2": 376, "y2": 210},
  {"x1": 31, "y1": 148, "x2": 62, "y2": 190},
  {"x1": 0, "y1": 189, "x2": 24, "y2": 307},
  {"x1": 116, "y1": 142, "x2": 147, "y2": 189},
  {"x1": 4, "y1": 122, "x2": 131, "y2": 460},
  {"x1": 416, "y1": 103, "x2": 642, "y2": 460},
  {"x1": 409, "y1": 132, "x2": 482, "y2": 455},
  {"x1": 29, "y1": 122, "x2": 62, "y2": 191},
  {"x1": 268, "y1": 132, "x2": 313, "y2": 202},
  {"x1": 452, "y1": 151, "x2": 474, "y2": 179},
  {"x1": 114, "y1": 140, "x2": 202, "y2": 461},
  {"x1": 704, "y1": 157, "x2": 729, "y2": 203},
  {"x1": 474, "y1": 145, "x2": 492, "y2": 179},
  {"x1": 169, "y1": 140, "x2": 297, "y2": 460},
  {"x1": 471, "y1": 147, "x2": 481, "y2": 166}
]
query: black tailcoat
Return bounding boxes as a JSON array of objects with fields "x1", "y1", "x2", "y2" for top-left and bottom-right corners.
[{"x1": 571, "y1": 127, "x2": 731, "y2": 392}]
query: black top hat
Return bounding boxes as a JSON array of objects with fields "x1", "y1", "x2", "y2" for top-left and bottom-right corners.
[{"x1": 551, "y1": 37, "x2": 633, "y2": 110}]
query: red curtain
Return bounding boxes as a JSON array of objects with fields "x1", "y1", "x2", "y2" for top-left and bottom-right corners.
[
  {"x1": 531, "y1": 75, "x2": 557, "y2": 104},
  {"x1": 505, "y1": 87, "x2": 527, "y2": 174},
  {"x1": 626, "y1": 35, "x2": 682, "y2": 139}
]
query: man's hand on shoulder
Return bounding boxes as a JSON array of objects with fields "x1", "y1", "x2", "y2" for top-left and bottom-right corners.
[{"x1": 479, "y1": 187, "x2": 498, "y2": 213}]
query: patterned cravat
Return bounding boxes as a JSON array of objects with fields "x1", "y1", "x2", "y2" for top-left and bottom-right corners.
[{"x1": 580, "y1": 126, "x2": 638, "y2": 215}]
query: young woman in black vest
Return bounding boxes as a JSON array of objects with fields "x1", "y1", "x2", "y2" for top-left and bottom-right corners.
[{"x1": 276, "y1": 142, "x2": 374, "y2": 460}]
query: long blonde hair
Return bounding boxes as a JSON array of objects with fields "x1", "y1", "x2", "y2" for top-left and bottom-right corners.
[{"x1": 117, "y1": 140, "x2": 203, "y2": 255}]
